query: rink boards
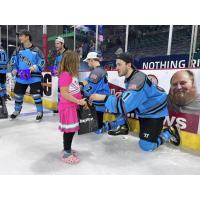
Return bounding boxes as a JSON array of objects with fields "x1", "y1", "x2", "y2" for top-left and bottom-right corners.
[{"x1": 6, "y1": 69, "x2": 200, "y2": 152}]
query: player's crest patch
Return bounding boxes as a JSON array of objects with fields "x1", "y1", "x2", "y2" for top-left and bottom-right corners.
[
  {"x1": 128, "y1": 84, "x2": 137, "y2": 90},
  {"x1": 90, "y1": 74, "x2": 98, "y2": 80}
]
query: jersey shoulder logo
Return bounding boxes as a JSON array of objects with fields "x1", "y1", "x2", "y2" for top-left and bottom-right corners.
[
  {"x1": 128, "y1": 84, "x2": 137, "y2": 90},
  {"x1": 90, "y1": 74, "x2": 98, "y2": 80}
]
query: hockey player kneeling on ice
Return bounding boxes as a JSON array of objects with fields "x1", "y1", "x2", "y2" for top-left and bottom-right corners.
[
  {"x1": 9, "y1": 30, "x2": 45, "y2": 121},
  {"x1": 89, "y1": 53, "x2": 180, "y2": 151}
]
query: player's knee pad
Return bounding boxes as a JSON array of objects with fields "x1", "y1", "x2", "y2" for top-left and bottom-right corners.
[{"x1": 139, "y1": 139, "x2": 157, "y2": 152}]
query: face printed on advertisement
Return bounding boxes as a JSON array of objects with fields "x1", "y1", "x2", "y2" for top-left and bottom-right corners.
[{"x1": 169, "y1": 70, "x2": 197, "y2": 106}]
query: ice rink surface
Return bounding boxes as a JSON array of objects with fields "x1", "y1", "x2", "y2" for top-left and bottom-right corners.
[{"x1": 1, "y1": 100, "x2": 200, "y2": 175}]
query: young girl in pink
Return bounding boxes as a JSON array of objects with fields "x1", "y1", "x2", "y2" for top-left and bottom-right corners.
[{"x1": 58, "y1": 51, "x2": 86, "y2": 164}]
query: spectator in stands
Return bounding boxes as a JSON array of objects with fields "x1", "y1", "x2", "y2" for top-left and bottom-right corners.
[
  {"x1": 137, "y1": 30, "x2": 142, "y2": 45},
  {"x1": 89, "y1": 40, "x2": 95, "y2": 52},
  {"x1": 83, "y1": 42, "x2": 89, "y2": 59},
  {"x1": 76, "y1": 43, "x2": 83, "y2": 60},
  {"x1": 129, "y1": 29, "x2": 137, "y2": 48},
  {"x1": 115, "y1": 46, "x2": 123, "y2": 56}
]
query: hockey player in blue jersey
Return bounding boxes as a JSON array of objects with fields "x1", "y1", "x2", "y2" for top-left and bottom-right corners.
[
  {"x1": 54, "y1": 37, "x2": 67, "y2": 69},
  {"x1": 90, "y1": 53, "x2": 180, "y2": 151},
  {"x1": 80, "y1": 52, "x2": 111, "y2": 134},
  {"x1": 10, "y1": 30, "x2": 45, "y2": 121},
  {"x1": 51, "y1": 36, "x2": 67, "y2": 113},
  {"x1": 49, "y1": 37, "x2": 66, "y2": 77},
  {"x1": 0, "y1": 46, "x2": 9, "y2": 118}
]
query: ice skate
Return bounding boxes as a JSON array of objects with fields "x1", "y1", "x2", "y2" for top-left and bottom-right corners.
[
  {"x1": 108, "y1": 124, "x2": 129, "y2": 136},
  {"x1": 161, "y1": 126, "x2": 181, "y2": 146},
  {"x1": 10, "y1": 111, "x2": 20, "y2": 120},
  {"x1": 36, "y1": 112, "x2": 43, "y2": 122}
]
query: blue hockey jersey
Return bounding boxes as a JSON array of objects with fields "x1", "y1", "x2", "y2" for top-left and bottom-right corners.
[
  {"x1": 0, "y1": 47, "x2": 8, "y2": 74},
  {"x1": 10, "y1": 45, "x2": 45, "y2": 84},
  {"x1": 105, "y1": 70, "x2": 168, "y2": 118},
  {"x1": 54, "y1": 54, "x2": 62, "y2": 68},
  {"x1": 83, "y1": 66, "x2": 110, "y2": 112},
  {"x1": 54, "y1": 49, "x2": 66, "y2": 68}
]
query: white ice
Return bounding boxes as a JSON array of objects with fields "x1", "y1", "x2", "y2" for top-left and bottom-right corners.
[{"x1": 0, "y1": 100, "x2": 200, "y2": 175}]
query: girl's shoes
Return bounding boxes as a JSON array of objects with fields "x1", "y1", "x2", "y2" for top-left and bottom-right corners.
[{"x1": 61, "y1": 150, "x2": 80, "y2": 164}]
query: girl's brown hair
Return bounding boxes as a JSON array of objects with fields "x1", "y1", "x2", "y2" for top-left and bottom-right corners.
[{"x1": 58, "y1": 51, "x2": 80, "y2": 77}]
